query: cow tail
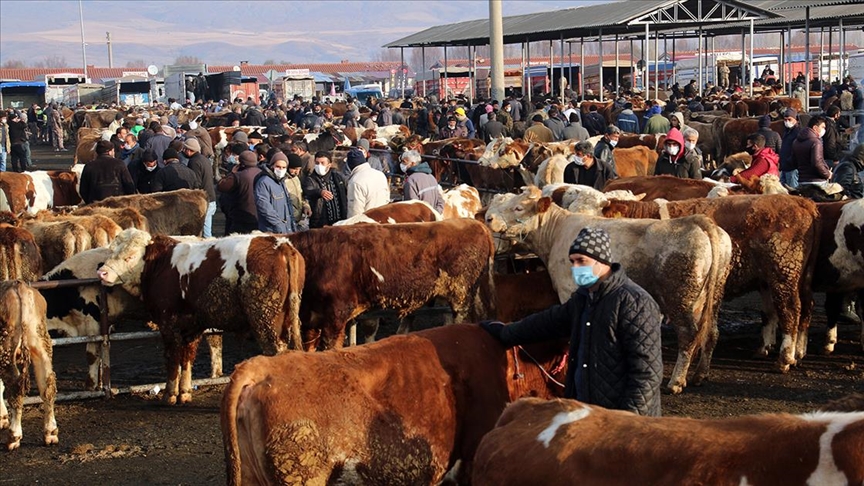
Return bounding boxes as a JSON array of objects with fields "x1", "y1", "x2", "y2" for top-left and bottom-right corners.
[
  {"x1": 697, "y1": 219, "x2": 729, "y2": 354},
  {"x1": 221, "y1": 370, "x2": 250, "y2": 486},
  {"x1": 288, "y1": 247, "x2": 306, "y2": 351},
  {"x1": 476, "y1": 233, "x2": 498, "y2": 321}
]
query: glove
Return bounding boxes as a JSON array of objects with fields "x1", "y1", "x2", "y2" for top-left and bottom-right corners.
[{"x1": 479, "y1": 320, "x2": 506, "y2": 341}]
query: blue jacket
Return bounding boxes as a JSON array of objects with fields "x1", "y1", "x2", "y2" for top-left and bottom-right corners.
[
  {"x1": 616, "y1": 110, "x2": 640, "y2": 134},
  {"x1": 254, "y1": 167, "x2": 296, "y2": 234},
  {"x1": 779, "y1": 124, "x2": 802, "y2": 172}
]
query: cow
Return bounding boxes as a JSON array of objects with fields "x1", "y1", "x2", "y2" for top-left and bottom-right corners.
[
  {"x1": 73, "y1": 131, "x2": 105, "y2": 165},
  {"x1": 34, "y1": 212, "x2": 122, "y2": 248},
  {"x1": 20, "y1": 219, "x2": 92, "y2": 271},
  {"x1": 0, "y1": 281, "x2": 58, "y2": 451},
  {"x1": 813, "y1": 200, "x2": 864, "y2": 354},
  {"x1": 82, "y1": 109, "x2": 119, "y2": 129},
  {"x1": 0, "y1": 219, "x2": 41, "y2": 282},
  {"x1": 442, "y1": 184, "x2": 482, "y2": 219},
  {"x1": 288, "y1": 219, "x2": 497, "y2": 351},
  {"x1": 334, "y1": 200, "x2": 441, "y2": 226},
  {"x1": 65, "y1": 206, "x2": 149, "y2": 231},
  {"x1": 82, "y1": 189, "x2": 207, "y2": 235},
  {"x1": 596, "y1": 195, "x2": 821, "y2": 369},
  {"x1": 0, "y1": 171, "x2": 82, "y2": 216},
  {"x1": 541, "y1": 183, "x2": 645, "y2": 214},
  {"x1": 220, "y1": 325, "x2": 569, "y2": 486},
  {"x1": 485, "y1": 187, "x2": 732, "y2": 393},
  {"x1": 96, "y1": 230, "x2": 306, "y2": 404},
  {"x1": 604, "y1": 175, "x2": 741, "y2": 201},
  {"x1": 472, "y1": 397, "x2": 864, "y2": 486},
  {"x1": 494, "y1": 271, "x2": 560, "y2": 323}
]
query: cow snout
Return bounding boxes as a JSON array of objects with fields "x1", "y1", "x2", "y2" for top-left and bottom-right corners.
[
  {"x1": 485, "y1": 214, "x2": 506, "y2": 233},
  {"x1": 96, "y1": 267, "x2": 116, "y2": 285}
]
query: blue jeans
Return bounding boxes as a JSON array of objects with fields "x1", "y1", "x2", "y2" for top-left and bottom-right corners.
[
  {"x1": 780, "y1": 169, "x2": 798, "y2": 188},
  {"x1": 202, "y1": 200, "x2": 217, "y2": 238},
  {"x1": 0, "y1": 148, "x2": 6, "y2": 171},
  {"x1": 23, "y1": 141, "x2": 32, "y2": 168}
]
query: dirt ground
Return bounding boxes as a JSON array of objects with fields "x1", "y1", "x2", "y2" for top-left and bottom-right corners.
[{"x1": 1, "y1": 145, "x2": 862, "y2": 485}]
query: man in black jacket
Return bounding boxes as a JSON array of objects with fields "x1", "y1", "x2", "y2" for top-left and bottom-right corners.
[
  {"x1": 79, "y1": 140, "x2": 136, "y2": 203},
  {"x1": 182, "y1": 138, "x2": 217, "y2": 237},
  {"x1": 152, "y1": 148, "x2": 200, "y2": 193},
  {"x1": 563, "y1": 140, "x2": 618, "y2": 190},
  {"x1": 481, "y1": 227, "x2": 663, "y2": 417},
  {"x1": 823, "y1": 105, "x2": 843, "y2": 166}
]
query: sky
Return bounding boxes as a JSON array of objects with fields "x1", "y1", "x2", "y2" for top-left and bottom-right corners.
[{"x1": 0, "y1": 0, "x2": 591, "y2": 68}]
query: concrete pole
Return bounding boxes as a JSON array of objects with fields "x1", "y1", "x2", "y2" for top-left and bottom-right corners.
[
  {"x1": 421, "y1": 46, "x2": 426, "y2": 97},
  {"x1": 805, "y1": 6, "x2": 811, "y2": 94},
  {"x1": 644, "y1": 23, "x2": 650, "y2": 95},
  {"x1": 467, "y1": 45, "x2": 473, "y2": 101},
  {"x1": 527, "y1": 40, "x2": 532, "y2": 104},
  {"x1": 630, "y1": 38, "x2": 635, "y2": 91},
  {"x1": 79, "y1": 0, "x2": 88, "y2": 79},
  {"x1": 521, "y1": 41, "x2": 526, "y2": 99},
  {"x1": 580, "y1": 38, "x2": 585, "y2": 99},
  {"x1": 672, "y1": 34, "x2": 676, "y2": 85},
  {"x1": 840, "y1": 18, "x2": 845, "y2": 80},
  {"x1": 698, "y1": 27, "x2": 703, "y2": 96},
  {"x1": 829, "y1": 27, "x2": 833, "y2": 82},
  {"x1": 400, "y1": 47, "x2": 405, "y2": 98},
  {"x1": 106, "y1": 32, "x2": 113, "y2": 69},
  {"x1": 787, "y1": 27, "x2": 793, "y2": 95},
  {"x1": 561, "y1": 34, "x2": 566, "y2": 105},
  {"x1": 615, "y1": 34, "x2": 620, "y2": 98},
  {"x1": 569, "y1": 41, "x2": 573, "y2": 98},
  {"x1": 489, "y1": 0, "x2": 505, "y2": 104},
  {"x1": 711, "y1": 36, "x2": 716, "y2": 85},
  {"x1": 550, "y1": 40, "x2": 554, "y2": 99},
  {"x1": 443, "y1": 44, "x2": 448, "y2": 100},
  {"x1": 821, "y1": 28, "x2": 825, "y2": 81},
  {"x1": 749, "y1": 19, "x2": 754, "y2": 97},
  {"x1": 599, "y1": 29, "x2": 605, "y2": 102},
  {"x1": 654, "y1": 28, "x2": 659, "y2": 100},
  {"x1": 740, "y1": 29, "x2": 746, "y2": 88}
]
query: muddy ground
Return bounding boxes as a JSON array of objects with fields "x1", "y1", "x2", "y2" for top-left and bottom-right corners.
[{"x1": 1, "y1": 145, "x2": 862, "y2": 485}]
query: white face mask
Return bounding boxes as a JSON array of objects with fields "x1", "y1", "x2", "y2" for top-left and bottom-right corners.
[
  {"x1": 784, "y1": 120, "x2": 795, "y2": 129},
  {"x1": 608, "y1": 139, "x2": 618, "y2": 147},
  {"x1": 124, "y1": 144, "x2": 132, "y2": 150},
  {"x1": 314, "y1": 164, "x2": 329, "y2": 176},
  {"x1": 818, "y1": 127, "x2": 826, "y2": 138},
  {"x1": 684, "y1": 141, "x2": 696, "y2": 151},
  {"x1": 273, "y1": 168, "x2": 287, "y2": 179},
  {"x1": 188, "y1": 121, "x2": 198, "y2": 130},
  {"x1": 571, "y1": 155, "x2": 584, "y2": 166},
  {"x1": 666, "y1": 144, "x2": 680, "y2": 156},
  {"x1": 400, "y1": 163, "x2": 409, "y2": 173},
  {"x1": 145, "y1": 164, "x2": 157, "y2": 172}
]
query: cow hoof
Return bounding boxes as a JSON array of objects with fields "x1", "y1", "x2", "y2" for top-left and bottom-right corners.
[
  {"x1": 162, "y1": 394, "x2": 178, "y2": 406},
  {"x1": 178, "y1": 392, "x2": 192, "y2": 404},
  {"x1": 691, "y1": 375, "x2": 707, "y2": 387},
  {"x1": 6, "y1": 436, "x2": 21, "y2": 451},
  {"x1": 822, "y1": 344, "x2": 836, "y2": 355},
  {"x1": 44, "y1": 428, "x2": 58, "y2": 446},
  {"x1": 752, "y1": 348, "x2": 770, "y2": 358},
  {"x1": 666, "y1": 383, "x2": 685, "y2": 395},
  {"x1": 777, "y1": 362, "x2": 792, "y2": 373}
]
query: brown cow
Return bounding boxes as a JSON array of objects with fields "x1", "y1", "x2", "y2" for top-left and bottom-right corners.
[
  {"x1": 472, "y1": 397, "x2": 864, "y2": 486},
  {"x1": 598, "y1": 195, "x2": 821, "y2": 370},
  {"x1": 719, "y1": 117, "x2": 784, "y2": 160},
  {"x1": 442, "y1": 184, "x2": 482, "y2": 219},
  {"x1": 614, "y1": 145, "x2": 659, "y2": 177},
  {"x1": 494, "y1": 271, "x2": 559, "y2": 323},
  {"x1": 0, "y1": 281, "x2": 58, "y2": 451},
  {"x1": 334, "y1": 200, "x2": 441, "y2": 226},
  {"x1": 66, "y1": 206, "x2": 149, "y2": 231},
  {"x1": 34, "y1": 212, "x2": 122, "y2": 248},
  {"x1": 221, "y1": 325, "x2": 568, "y2": 485},
  {"x1": 97, "y1": 230, "x2": 306, "y2": 404},
  {"x1": 0, "y1": 219, "x2": 42, "y2": 281},
  {"x1": 82, "y1": 189, "x2": 207, "y2": 235},
  {"x1": 604, "y1": 175, "x2": 732, "y2": 200},
  {"x1": 288, "y1": 219, "x2": 497, "y2": 350},
  {"x1": 19, "y1": 219, "x2": 92, "y2": 271}
]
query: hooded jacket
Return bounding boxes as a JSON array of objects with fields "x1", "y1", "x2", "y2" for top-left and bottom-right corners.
[
  {"x1": 831, "y1": 144, "x2": 864, "y2": 199},
  {"x1": 404, "y1": 162, "x2": 444, "y2": 213},
  {"x1": 731, "y1": 147, "x2": 780, "y2": 183},
  {"x1": 654, "y1": 128, "x2": 701, "y2": 179},
  {"x1": 779, "y1": 122, "x2": 802, "y2": 172},
  {"x1": 500, "y1": 264, "x2": 663, "y2": 417},
  {"x1": 793, "y1": 127, "x2": 831, "y2": 182},
  {"x1": 254, "y1": 165, "x2": 296, "y2": 234},
  {"x1": 616, "y1": 109, "x2": 640, "y2": 134},
  {"x1": 756, "y1": 116, "x2": 782, "y2": 155}
]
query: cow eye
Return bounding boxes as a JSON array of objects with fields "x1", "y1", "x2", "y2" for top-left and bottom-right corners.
[{"x1": 514, "y1": 206, "x2": 524, "y2": 212}]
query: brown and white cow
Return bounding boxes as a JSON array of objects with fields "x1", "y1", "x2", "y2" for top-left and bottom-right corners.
[
  {"x1": 442, "y1": 184, "x2": 482, "y2": 219},
  {"x1": 334, "y1": 199, "x2": 441, "y2": 226},
  {"x1": 34, "y1": 212, "x2": 122, "y2": 248},
  {"x1": 485, "y1": 187, "x2": 732, "y2": 393},
  {"x1": 0, "y1": 281, "x2": 58, "y2": 451},
  {"x1": 96, "y1": 230, "x2": 305, "y2": 404},
  {"x1": 221, "y1": 325, "x2": 568, "y2": 485},
  {"x1": 604, "y1": 175, "x2": 744, "y2": 201},
  {"x1": 473, "y1": 397, "x2": 864, "y2": 486},
  {"x1": 594, "y1": 195, "x2": 821, "y2": 369},
  {"x1": 288, "y1": 219, "x2": 497, "y2": 351},
  {"x1": 83, "y1": 189, "x2": 207, "y2": 236},
  {"x1": 0, "y1": 171, "x2": 82, "y2": 216}
]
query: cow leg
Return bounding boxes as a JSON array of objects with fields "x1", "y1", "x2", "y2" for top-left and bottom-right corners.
[
  {"x1": 796, "y1": 288, "x2": 814, "y2": 361},
  {"x1": 395, "y1": 315, "x2": 416, "y2": 335},
  {"x1": 302, "y1": 328, "x2": 321, "y2": 352},
  {"x1": 30, "y1": 339, "x2": 58, "y2": 445},
  {"x1": 85, "y1": 342, "x2": 100, "y2": 390},
  {"x1": 177, "y1": 338, "x2": 201, "y2": 404},
  {"x1": 2, "y1": 362, "x2": 28, "y2": 451},
  {"x1": 0, "y1": 379, "x2": 7, "y2": 429},
  {"x1": 358, "y1": 318, "x2": 380, "y2": 344},
  {"x1": 160, "y1": 327, "x2": 183, "y2": 405},
  {"x1": 757, "y1": 288, "x2": 779, "y2": 357},
  {"x1": 205, "y1": 333, "x2": 223, "y2": 378},
  {"x1": 771, "y1": 288, "x2": 800, "y2": 372},
  {"x1": 666, "y1": 317, "x2": 697, "y2": 395}
]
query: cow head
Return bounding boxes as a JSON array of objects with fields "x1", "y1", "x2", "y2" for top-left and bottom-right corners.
[
  {"x1": 485, "y1": 187, "x2": 551, "y2": 239},
  {"x1": 96, "y1": 228, "x2": 152, "y2": 297}
]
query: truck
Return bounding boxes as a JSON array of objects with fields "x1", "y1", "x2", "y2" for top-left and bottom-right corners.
[
  {"x1": 345, "y1": 83, "x2": 384, "y2": 105},
  {"x1": 42, "y1": 73, "x2": 89, "y2": 103},
  {"x1": 272, "y1": 68, "x2": 316, "y2": 101}
]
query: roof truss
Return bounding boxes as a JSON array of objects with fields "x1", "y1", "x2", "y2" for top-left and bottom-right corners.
[{"x1": 629, "y1": 0, "x2": 772, "y2": 25}]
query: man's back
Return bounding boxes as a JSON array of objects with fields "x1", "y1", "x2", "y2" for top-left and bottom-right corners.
[
  {"x1": 347, "y1": 164, "x2": 390, "y2": 217},
  {"x1": 525, "y1": 123, "x2": 554, "y2": 143},
  {"x1": 152, "y1": 163, "x2": 199, "y2": 192},
  {"x1": 79, "y1": 154, "x2": 135, "y2": 203}
]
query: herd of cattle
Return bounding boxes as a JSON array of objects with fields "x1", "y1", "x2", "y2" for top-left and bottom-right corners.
[{"x1": 1, "y1": 99, "x2": 863, "y2": 484}]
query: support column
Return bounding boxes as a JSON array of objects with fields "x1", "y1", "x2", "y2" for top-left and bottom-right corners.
[
  {"x1": 711, "y1": 36, "x2": 716, "y2": 85},
  {"x1": 740, "y1": 29, "x2": 746, "y2": 88},
  {"x1": 561, "y1": 33, "x2": 566, "y2": 104},
  {"x1": 569, "y1": 41, "x2": 574, "y2": 98},
  {"x1": 400, "y1": 47, "x2": 405, "y2": 98},
  {"x1": 527, "y1": 40, "x2": 532, "y2": 104},
  {"x1": 840, "y1": 18, "x2": 845, "y2": 80},
  {"x1": 630, "y1": 38, "x2": 635, "y2": 91},
  {"x1": 489, "y1": 0, "x2": 505, "y2": 103},
  {"x1": 599, "y1": 29, "x2": 605, "y2": 102},
  {"x1": 550, "y1": 39, "x2": 555, "y2": 100},
  {"x1": 644, "y1": 23, "x2": 650, "y2": 95},
  {"x1": 787, "y1": 27, "x2": 793, "y2": 95},
  {"x1": 654, "y1": 28, "x2": 659, "y2": 100},
  {"x1": 615, "y1": 34, "x2": 620, "y2": 98},
  {"x1": 749, "y1": 18, "x2": 754, "y2": 97},
  {"x1": 580, "y1": 38, "x2": 585, "y2": 99},
  {"x1": 698, "y1": 27, "x2": 703, "y2": 95},
  {"x1": 805, "y1": 6, "x2": 811, "y2": 97},
  {"x1": 421, "y1": 46, "x2": 427, "y2": 97},
  {"x1": 829, "y1": 26, "x2": 833, "y2": 82},
  {"x1": 468, "y1": 45, "x2": 474, "y2": 101},
  {"x1": 443, "y1": 44, "x2": 448, "y2": 100},
  {"x1": 672, "y1": 34, "x2": 676, "y2": 85}
]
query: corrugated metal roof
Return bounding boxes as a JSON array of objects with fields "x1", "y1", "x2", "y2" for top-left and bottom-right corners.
[
  {"x1": 0, "y1": 67, "x2": 141, "y2": 82},
  {"x1": 751, "y1": 0, "x2": 863, "y2": 9},
  {"x1": 672, "y1": 2, "x2": 864, "y2": 36},
  {"x1": 384, "y1": 0, "x2": 778, "y2": 47}
]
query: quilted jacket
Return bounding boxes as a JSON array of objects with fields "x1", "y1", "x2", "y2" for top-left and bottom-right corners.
[{"x1": 500, "y1": 264, "x2": 663, "y2": 416}]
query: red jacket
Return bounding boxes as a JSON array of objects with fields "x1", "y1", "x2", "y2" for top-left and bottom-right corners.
[{"x1": 731, "y1": 147, "x2": 780, "y2": 183}]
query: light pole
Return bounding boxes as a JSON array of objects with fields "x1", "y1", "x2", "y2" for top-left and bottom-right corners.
[{"x1": 79, "y1": 0, "x2": 88, "y2": 79}]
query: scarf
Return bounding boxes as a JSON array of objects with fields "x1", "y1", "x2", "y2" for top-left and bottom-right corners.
[{"x1": 323, "y1": 174, "x2": 342, "y2": 224}]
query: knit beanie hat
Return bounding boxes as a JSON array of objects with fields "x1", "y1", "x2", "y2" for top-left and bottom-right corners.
[
  {"x1": 568, "y1": 227, "x2": 613, "y2": 265},
  {"x1": 287, "y1": 153, "x2": 304, "y2": 169},
  {"x1": 232, "y1": 131, "x2": 249, "y2": 143},
  {"x1": 346, "y1": 148, "x2": 366, "y2": 169},
  {"x1": 239, "y1": 151, "x2": 258, "y2": 167},
  {"x1": 759, "y1": 115, "x2": 771, "y2": 129},
  {"x1": 269, "y1": 151, "x2": 289, "y2": 166}
]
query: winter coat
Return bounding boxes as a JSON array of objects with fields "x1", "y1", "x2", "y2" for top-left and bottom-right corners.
[
  {"x1": 127, "y1": 160, "x2": 160, "y2": 194},
  {"x1": 616, "y1": 110, "x2": 640, "y2": 134},
  {"x1": 594, "y1": 138, "x2": 618, "y2": 175},
  {"x1": 831, "y1": 145, "x2": 864, "y2": 199},
  {"x1": 303, "y1": 169, "x2": 348, "y2": 228},
  {"x1": 544, "y1": 117, "x2": 567, "y2": 141},
  {"x1": 282, "y1": 174, "x2": 306, "y2": 219},
  {"x1": 145, "y1": 133, "x2": 173, "y2": 166},
  {"x1": 731, "y1": 147, "x2": 780, "y2": 183},
  {"x1": 643, "y1": 114, "x2": 671, "y2": 135},
  {"x1": 562, "y1": 122, "x2": 589, "y2": 142},
  {"x1": 654, "y1": 128, "x2": 701, "y2": 179},
  {"x1": 347, "y1": 162, "x2": 390, "y2": 218},
  {"x1": 524, "y1": 122, "x2": 554, "y2": 143},
  {"x1": 779, "y1": 124, "x2": 802, "y2": 172},
  {"x1": 187, "y1": 152, "x2": 216, "y2": 202},
  {"x1": 440, "y1": 125, "x2": 468, "y2": 139},
  {"x1": 823, "y1": 117, "x2": 842, "y2": 163},
  {"x1": 243, "y1": 108, "x2": 266, "y2": 127},
  {"x1": 0, "y1": 122, "x2": 11, "y2": 153},
  {"x1": 218, "y1": 165, "x2": 262, "y2": 233},
  {"x1": 151, "y1": 162, "x2": 200, "y2": 193},
  {"x1": 121, "y1": 144, "x2": 143, "y2": 167},
  {"x1": 186, "y1": 127, "x2": 215, "y2": 158},
  {"x1": 404, "y1": 162, "x2": 444, "y2": 213},
  {"x1": 563, "y1": 158, "x2": 617, "y2": 191},
  {"x1": 254, "y1": 166, "x2": 296, "y2": 234},
  {"x1": 79, "y1": 154, "x2": 137, "y2": 203},
  {"x1": 793, "y1": 127, "x2": 831, "y2": 182},
  {"x1": 500, "y1": 264, "x2": 663, "y2": 417},
  {"x1": 584, "y1": 112, "x2": 607, "y2": 137},
  {"x1": 756, "y1": 127, "x2": 782, "y2": 156},
  {"x1": 480, "y1": 120, "x2": 508, "y2": 142}
]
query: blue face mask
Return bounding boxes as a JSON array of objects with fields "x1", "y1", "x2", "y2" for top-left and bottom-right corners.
[{"x1": 571, "y1": 265, "x2": 599, "y2": 287}]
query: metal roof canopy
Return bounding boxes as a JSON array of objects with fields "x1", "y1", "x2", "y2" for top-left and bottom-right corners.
[{"x1": 383, "y1": 0, "x2": 777, "y2": 48}]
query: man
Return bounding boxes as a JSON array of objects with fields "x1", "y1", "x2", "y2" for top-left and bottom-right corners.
[
  {"x1": 480, "y1": 112, "x2": 508, "y2": 143},
  {"x1": 303, "y1": 151, "x2": 348, "y2": 228},
  {"x1": 563, "y1": 140, "x2": 617, "y2": 190},
  {"x1": 216, "y1": 150, "x2": 261, "y2": 234},
  {"x1": 120, "y1": 134, "x2": 143, "y2": 167},
  {"x1": 243, "y1": 105, "x2": 266, "y2": 127},
  {"x1": 831, "y1": 144, "x2": 864, "y2": 199},
  {"x1": 183, "y1": 138, "x2": 217, "y2": 237},
  {"x1": 686, "y1": 96, "x2": 705, "y2": 113},
  {"x1": 254, "y1": 152, "x2": 296, "y2": 234},
  {"x1": 779, "y1": 108, "x2": 803, "y2": 188},
  {"x1": 481, "y1": 227, "x2": 663, "y2": 417},
  {"x1": 440, "y1": 116, "x2": 467, "y2": 139},
  {"x1": 7, "y1": 112, "x2": 28, "y2": 172},
  {"x1": 346, "y1": 147, "x2": 390, "y2": 218},
  {"x1": 654, "y1": 128, "x2": 701, "y2": 179},
  {"x1": 144, "y1": 122, "x2": 173, "y2": 167},
  {"x1": 594, "y1": 125, "x2": 621, "y2": 174},
  {"x1": 506, "y1": 97, "x2": 522, "y2": 123},
  {"x1": 127, "y1": 149, "x2": 160, "y2": 194},
  {"x1": 731, "y1": 134, "x2": 780, "y2": 184},
  {"x1": 615, "y1": 103, "x2": 640, "y2": 134},
  {"x1": 719, "y1": 63, "x2": 730, "y2": 88},
  {"x1": 681, "y1": 127, "x2": 703, "y2": 170},
  {"x1": 282, "y1": 153, "x2": 311, "y2": 231},
  {"x1": 583, "y1": 105, "x2": 607, "y2": 137},
  {"x1": 543, "y1": 107, "x2": 567, "y2": 141},
  {"x1": 0, "y1": 111, "x2": 9, "y2": 171},
  {"x1": 683, "y1": 79, "x2": 698, "y2": 99},
  {"x1": 185, "y1": 120, "x2": 214, "y2": 159},
  {"x1": 455, "y1": 107, "x2": 475, "y2": 138},
  {"x1": 357, "y1": 138, "x2": 387, "y2": 174},
  {"x1": 400, "y1": 150, "x2": 444, "y2": 213},
  {"x1": 49, "y1": 104, "x2": 66, "y2": 151},
  {"x1": 153, "y1": 148, "x2": 199, "y2": 193},
  {"x1": 793, "y1": 115, "x2": 831, "y2": 184},
  {"x1": 195, "y1": 73, "x2": 208, "y2": 102},
  {"x1": 756, "y1": 115, "x2": 782, "y2": 155},
  {"x1": 823, "y1": 105, "x2": 843, "y2": 166},
  {"x1": 79, "y1": 140, "x2": 136, "y2": 204},
  {"x1": 643, "y1": 107, "x2": 670, "y2": 135},
  {"x1": 290, "y1": 140, "x2": 315, "y2": 178},
  {"x1": 562, "y1": 112, "x2": 589, "y2": 141},
  {"x1": 524, "y1": 114, "x2": 554, "y2": 143}
]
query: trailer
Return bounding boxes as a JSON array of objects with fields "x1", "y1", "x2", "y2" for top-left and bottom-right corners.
[
  {"x1": 205, "y1": 71, "x2": 259, "y2": 103},
  {"x1": 272, "y1": 69, "x2": 315, "y2": 100},
  {"x1": 59, "y1": 83, "x2": 104, "y2": 106},
  {"x1": 84, "y1": 77, "x2": 152, "y2": 106},
  {"x1": 42, "y1": 73, "x2": 89, "y2": 103}
]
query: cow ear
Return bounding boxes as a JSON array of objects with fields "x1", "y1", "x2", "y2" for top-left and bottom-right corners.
[
  {"x1": 537, "y1": 197, "x2": 552, "y2": 213},
  {"x1": 635, "y1": 193, "x2": 647, "y2": 201}
]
